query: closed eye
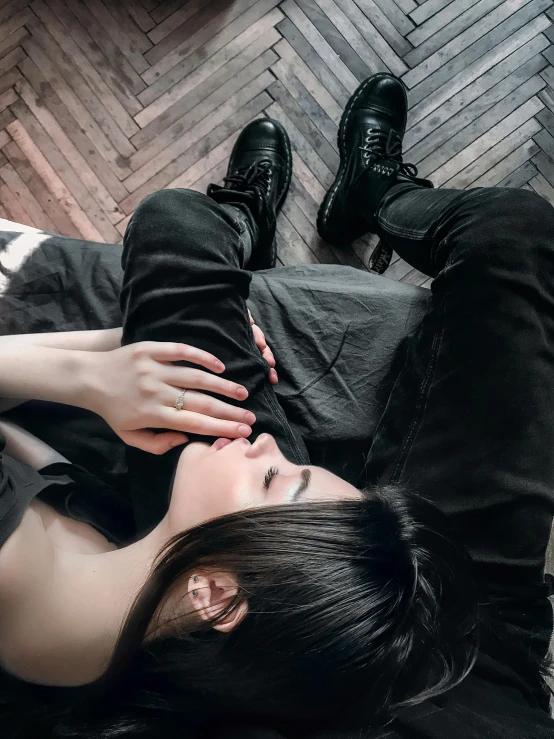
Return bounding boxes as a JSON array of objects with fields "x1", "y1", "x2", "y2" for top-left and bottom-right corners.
[{"x1": 263, "y1": 466, "x2": 279, "y2": 490}]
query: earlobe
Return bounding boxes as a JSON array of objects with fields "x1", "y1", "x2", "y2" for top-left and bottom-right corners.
[{"x1": 187, "y1": 572, "x2": 248, "y2": 632}]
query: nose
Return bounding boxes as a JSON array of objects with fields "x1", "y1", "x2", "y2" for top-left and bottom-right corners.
[{"x1": 246, "y1": 432, "x2": 278, "y2": 458}]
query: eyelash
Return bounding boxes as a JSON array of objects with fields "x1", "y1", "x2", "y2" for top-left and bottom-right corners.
[{"x1": 263, "y1": 466, "x2": 279, "y2": 490}]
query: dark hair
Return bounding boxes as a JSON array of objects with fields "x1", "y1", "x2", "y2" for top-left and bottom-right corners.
[{"x1": 3, "y1": 483, "x2": 482, "y2": 738}]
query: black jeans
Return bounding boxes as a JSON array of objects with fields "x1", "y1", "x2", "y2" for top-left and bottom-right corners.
[{"x1": 121, "y1": 184, "x2": 554, "y2": 647}]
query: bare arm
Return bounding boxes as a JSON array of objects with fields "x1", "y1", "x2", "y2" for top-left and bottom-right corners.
[{"x1": 0, "y1": 328, "x2": 122, "y2": 412}]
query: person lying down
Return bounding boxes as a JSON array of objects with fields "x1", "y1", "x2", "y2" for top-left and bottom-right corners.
[{"x1": 0, "y1": 72, "x2": 553, "y2": 739}]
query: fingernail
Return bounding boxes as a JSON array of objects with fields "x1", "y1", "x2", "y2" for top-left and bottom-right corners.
[
  {"x1": 245, "y1": 411, "x2": 256, "y2": 424},
  {"x1": 236, "y1": 386, "x2": 248, "y2": 399},
  {"x1": 238, "y1": 424, "x2": 252, "y2": 436}
]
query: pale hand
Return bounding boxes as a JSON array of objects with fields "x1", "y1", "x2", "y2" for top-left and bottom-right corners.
[
  {"x1": 248, "y1": 309, "x2": 278, "y2": 385},
  {"x1": 85, "y1": 342, "x2": 256, "y2": 455}
]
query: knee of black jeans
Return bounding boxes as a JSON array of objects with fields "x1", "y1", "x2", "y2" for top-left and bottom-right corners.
[
  {"x1": 132, "y1": 188, "x2": 213, "y2": 222},
  {"x1": 441, "y1": 187, "x2": 554, "y2": 271},
  {"x1": 467, "y1": 187, "x2": 552, "y2": 235}
]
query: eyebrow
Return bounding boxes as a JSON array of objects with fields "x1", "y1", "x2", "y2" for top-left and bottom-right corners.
[{"x1": 291, "y1": 469, "x2": 311, "y2": 502}]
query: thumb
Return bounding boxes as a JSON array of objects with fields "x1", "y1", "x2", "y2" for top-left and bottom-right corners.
[{"x1": 120, "y1": 429, "x2": 188, "y2": 454}]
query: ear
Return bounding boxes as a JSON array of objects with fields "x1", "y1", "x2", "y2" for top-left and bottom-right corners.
[{"x1": 188, "y1": 572, "x2": 248, "y2": 633}]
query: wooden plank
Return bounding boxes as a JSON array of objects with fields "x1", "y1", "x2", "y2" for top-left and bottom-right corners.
[
  {"x1": 63, "y1": 0, "x2": 147, "y2": 95},
  {"x1": 415, "y1": 74, "x2": 546, "y2": 179},
  {"x1": 470, "y1": 138, "x2": 540, "y2": 188},
  {"x1": 528, "y1": 172, "x2": 554, "y2": 206},
  {"x1": 405, "y1": 38, "x2": 549, "y2": 152},
  {"x1": 532, "y1": 149, "x2": 554, "y2": 188},
  {"x1": 8, "y1": 102, "x2": 119, "y2": 242},
  {"x1": 167, "y1": 129, "x2": 239, "y2": 189},
  {"x1": 273, "y1": 38, "x2": 343, "y2": 123},
  {"x1": 24, "y1": 15, "x2": 137, "y2": 159},
  {"x1": 147, "y1": 0, "x2": 212, "y2": 45},
  {"x1": 124, "y1": 1, "x2": 156, "y2": 33},
  {"x1": 406, "y1": 0, "x2": 502, "y2": 65},
  {"x1": 146, "y1": 0, "x2": 235, "y2": 67},
  {"x1": 138, "y1": 0, "x2": 282, "y2": 105},
  {"x1": 331, "y1": 0, "x2": 409, "y2": 74},
  {"x1": 276, "y1": 213, "x2": 321, "y2": 266},
  {"x1": 0, "y1": 24, "x2": 29, "y2": 60},
  {"x1": 0, "y1": 87, "x2": 17, "y2": 113},
  {"x1": 431, "y1": 97, "x2": 543, "y2": 185},
  {"x1": 265, "y1": 100, "x2": 335, "y2": 191},
  {"x1": 32, "y1": 0, "x2": 140, "y2": 138},
  {"x1": 271, "y1": 58, "x2": 338, "y2": 150},
  {"x1": 136, "y1": 10, "x2": 281, "y2": 127},
  {"x1": 101, "y1": 0, "x2": 154, "y2": 53},
  {"x1": 0, "y1": 108, "x2": 15, "y2": 130},
  {"x1": 134, "y1": 25, "x2": 280, "y2": 147},
  {"x1": 188, "y1": 158, "x2": 228, "y2": 195},
  {"x1": 127, "y1": 56, "x2": 276, "y2": 181},
  {"x1": 496, "y1": 159, "x2": 539, "y2": 188},
  {"x1": 405, "y1": 0, "x2": 545, "y2": 90},
  {"x1": 370, "y1": 0, "x2": 415, "y2": 35},
  {"x1": 0, "y1": 8, "x2": 31, "y2": 44},
  {"x1": 407, "y1": 13, "x2": 551, "y2": 126},
  {"x1": 295, "y1": 0, "x2": 378, "y2": 80},
  {"x1": 280, "y1": 0, "x2": 360, "y2": 92},
  {"x1": 267, "y1": 80, "x2": 339, "y2": 171},
  {"x1": 276, "y1": 18, "x2": 350, "y2": 108},
  {"x1": 46, "y1": 0, "x2": 143, "y2": 116},
  {"x1": 0, "y1": 129, "x2": 10, "y2": 148},
  {"x1": 6, "y1": 117, "x2": 104, "y2": 240},
  {"x1": 15, "y1": 72, "x2": 126, "y2": 223},
  {"x1": 0, "y1": 161, "x2": 56, "y2": 232},
  {"x1": 0, "y1": 68, "x2": 22, "y2": 96},
  {"x1": 0, "y1": 46, "x2": 26, "y2": 78},
  {"x1": 2, "y1": 139, "x2": 81, "y2": 237},
  {"x1": 17, "y1": 56, "x2": 129, "y2": 204},
  {"x1": 0, "y1": 181, "x2": 34, "y2": 226},
  {"x1": 83, "y1": 0, "x2": 150, "y2": 74},
  {"x1": 409, "y1": 0, "x2": 461, "y2": 25},
  {"x1": 21, "y1": 38, "x2": 134, "y2": 178},
  {"x1": 143, "y1": 0, "x2": 276, "y2": 83},
  {"x1": 119, "y1": 90, "x2": 272, "y2": 215},
  {"x1": 0, "y1": 0, "x2": 30, "y2": 27},
  {"x1": 444, "y1": 117, "x2": 542, "y2": 189}
]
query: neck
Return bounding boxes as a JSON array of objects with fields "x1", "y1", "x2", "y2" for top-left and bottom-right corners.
[{"x1": 53, "y1": 515, "x2": 174, "y2": 684}]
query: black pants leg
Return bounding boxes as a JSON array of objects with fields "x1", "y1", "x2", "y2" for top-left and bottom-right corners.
[
  {"x1": 365, "y1": 183, "x2": 554, "y2": 655},
  {"x1": 120, "y1": 189, "x2": 309, "y2": 536}
]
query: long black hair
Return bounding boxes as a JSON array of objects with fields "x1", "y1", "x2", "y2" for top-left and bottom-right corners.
[{"x1": 0, "y1": 484, "x2": 527, "y2": 737}]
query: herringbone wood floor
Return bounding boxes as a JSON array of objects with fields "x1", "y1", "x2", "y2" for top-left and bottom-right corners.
[{"x1": 0, "y1": 0, "x2": 553, "y2": 287}]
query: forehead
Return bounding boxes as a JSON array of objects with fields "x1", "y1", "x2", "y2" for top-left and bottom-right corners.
[{"x1": 305, "y1": 466, "x2": 362, "y2": 501}]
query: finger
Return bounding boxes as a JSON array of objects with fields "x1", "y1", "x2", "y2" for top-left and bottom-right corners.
[
  {"x1": 162, "y1": 366, "x2": 249, "y2": 401},
  {"x1": 269, "y1": 368, "x2": 278, "y2": 385},
  {"x1": 248, "y1": 309, "x2": 255, "y2": 325},
  {"x1": 158, "y1": 407, "x2": 253, "y2": 438},
  {"x1": 251, "y1": 323, "x2": 267, "y2": 350},
  {"x1": 139, "y1": 341, "x2": 226, "y2": 373},
  {"x1": 262, "y1": 346, "x2": 275, "y2": 367},
  {"x1": 121, "y1": 429, "x2": 188, "y2": 455},
  {"x1": 160, "y1": 388, "x2": 256, "y2": 425}
]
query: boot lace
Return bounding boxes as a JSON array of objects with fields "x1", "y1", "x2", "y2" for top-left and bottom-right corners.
[
  {"x1": 223, "y1": 160, "x2": 273, "y2": 198},
  {"x1": 360, "y1": 127, "x2": 419, "y2": 179}
]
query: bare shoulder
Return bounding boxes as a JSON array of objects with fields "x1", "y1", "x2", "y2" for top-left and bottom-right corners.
[{"x1": 0, "y1": 503, "x2": 55, "y2": 604}]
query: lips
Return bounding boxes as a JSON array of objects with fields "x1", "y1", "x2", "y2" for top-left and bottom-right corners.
[{"x1": 212, "y1": 438, "x2": 233, "y2": 451}]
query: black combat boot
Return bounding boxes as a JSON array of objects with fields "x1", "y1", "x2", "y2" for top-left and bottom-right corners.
[
  {"x1": 207, "y1": 118, "x2": 292, "y2": 270},
  {"x1": 317, "y1": 73, "x2": 433, "y2": 247}
]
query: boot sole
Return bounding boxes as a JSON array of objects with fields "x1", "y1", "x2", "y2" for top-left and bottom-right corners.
[{"x1": 317, "y1": 73, "x2": 407, "y2": 246}]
